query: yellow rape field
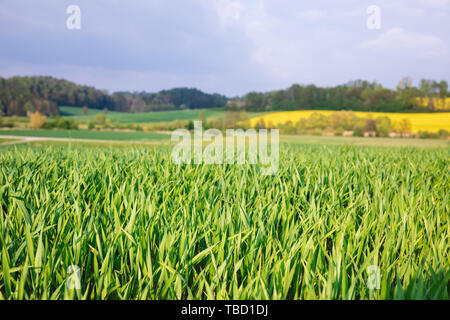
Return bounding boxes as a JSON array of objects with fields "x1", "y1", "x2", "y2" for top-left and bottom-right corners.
[{"x1": 249, "y1": 111, "x2": 450, "y2": 133}]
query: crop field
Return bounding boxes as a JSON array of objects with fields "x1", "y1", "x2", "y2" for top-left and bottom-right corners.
[
  {"x1": 59, "y1": 106, "x2": 227, "y2": 124},
  {"x1": 0, "y1": 142, "x2": 448, "y2": 300},
  {"x1": 249, "y1": 111, "x2": 450, "y2": 133},
  {"x1": 0, "y1": 139, "x2": 18, "y2": 145},
  {"x1": 0, "y1": 129, "x2": 170, "y2": 142}
]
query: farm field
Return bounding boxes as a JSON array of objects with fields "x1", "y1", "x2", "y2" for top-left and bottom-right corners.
[
  {"x1": 0, "y1": 129, "x2": 170, "y2": 141},
  {"x1": 59, "y1": 106, "x2": 227, "y2": 123},
  {"x1": 1, "y1": 130, "x2": 448, "y2": 148},
  {"x1": 0, "y1": 139, "x2": 18, "y2": 144},
  {"x1": 59, "y1": 106, "x2": 270, "y2": 124},
  {"x1": 0, "y1": 142, "x2": 448, "y2": 299},
  {"x1": 279, "y1": 135, "x2": 449, "y2": 148},
  {"x1": 249, "y1": 111, "x2": 450, "y2": 133}
]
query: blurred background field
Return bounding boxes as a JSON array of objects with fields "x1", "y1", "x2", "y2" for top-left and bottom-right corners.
[
  {"x1": 59, "y1": 106, "x2": 227, "y2": 124},
  {"x1": 0, "y1": 129, "x2": 169, "y2": 141},
  {"x1": 249, "y1": 111, "x2": 450, "y2": 133}
]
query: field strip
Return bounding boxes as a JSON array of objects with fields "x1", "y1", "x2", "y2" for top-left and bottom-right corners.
[{"x1": 0, "y1": 135, "x2": 167, "y2": 145}]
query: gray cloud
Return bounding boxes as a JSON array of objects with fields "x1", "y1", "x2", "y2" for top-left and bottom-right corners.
[{"x1": 0, "y1": 0, "x2": 448, "y2": 96}]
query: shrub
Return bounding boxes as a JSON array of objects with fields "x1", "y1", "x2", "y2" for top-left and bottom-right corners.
[
  {"x1": 185, "y1": 120, "x2": 194, "y2": 131},
  {"x1": 43, "y1": 116, "x2": 78, "y2": 130},
  {"x1": 353, "y1": 124, "x2": 365, "y2": 137},
  {"x1": 334, "y1": 127, "x2": 345, "y2": 136},
  {"x1": 95, "y1": 113, "x2": 106, "y2": 125},
  {"x1": 310, "y1": 128, "x2": 323, "y2": 136},
  {"x1": 438, "y1": 129, "x2": 449, "y2": 139},
  {"x1": 364, "y1": 119, "x2": 377, "y2": 132},
  {"x1": 29, "y1": 112, "x2": 47, "y2": 129},
  {"x1": 418, "y1": 131, "x2": 438, "y2": 139},
  {"x1": 375, "y1": 117, "x2": 392, "y2": 137}
]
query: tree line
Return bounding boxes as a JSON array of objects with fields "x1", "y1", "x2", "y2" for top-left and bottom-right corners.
[
  {"x1": 229, "y1": 79, "x2": 449, "y2": 112},
  {"x1": 1, "y1": 76, "x2": 449, "y2": 117},
  {"x1": 0, "y1": 76, "x2": 228, "y2": 116}
]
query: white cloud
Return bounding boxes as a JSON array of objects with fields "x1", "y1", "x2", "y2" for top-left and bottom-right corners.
[
  {"x1": 215, "y1": 0, "x2": 245, "y2": 24},
  {"x1": 416, "y1": 0, "x2": 450, "y2": 7},
  {"x1": 360, "y1": 28, "x2": 448, "y2": 58}
]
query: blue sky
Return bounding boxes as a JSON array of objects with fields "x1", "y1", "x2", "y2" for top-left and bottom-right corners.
[{"x1": 0, "y1": 0, "x2": 449, "y2": 96}]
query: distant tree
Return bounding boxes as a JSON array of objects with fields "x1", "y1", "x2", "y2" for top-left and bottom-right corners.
[
  {"x1": 244, "y1": 92, "x2": 265, "y2": 111},
  {"x1": 334, "y1": 127, "x2": 345, "y2": 136},
  {"x1": 24, "y1": 101, "x2": 35, "y2": 115},
  {"x1": 254, "y1": 118, "x2": 266, "y2": 129},
  {"x1": 29, "y1": 112, "x2": 46, "y2": 129},
  {"x1": 364, "y1": 119, "x2": 377, "y2": 132},
  {"x1": 186, "y1": 120, "x2": 194, "y2": 131},
  {"x1": 398, "y1": 119, "x2": 412, "y2": 135},
  {"x1": 397, "y1": 77, "x2": 413, "y2": 90},
  {"x1": 375, "y1": 116, "x2": 392, "y2": 137},
  {"x1": 94, "y1": 113, "x2": 106, "y2": 125},
  {"x1": 353, "y1": 124, "x2": 365, "y2": 137},
  {"x1": 438, "y1": 129, "x2": 449, "y2": 139},
  {"x1": 438, "y1": 80, "x2": 448, "y2": 98}
]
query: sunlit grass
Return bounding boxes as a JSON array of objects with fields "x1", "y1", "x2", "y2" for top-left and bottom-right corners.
[{"x1": 0, "y1": 143, "x2": 448, "y2": 299}]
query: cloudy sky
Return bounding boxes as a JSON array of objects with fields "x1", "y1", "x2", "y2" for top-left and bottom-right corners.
[{"x1": 0, "y1": 0, "x2": 449, "y2": 96}]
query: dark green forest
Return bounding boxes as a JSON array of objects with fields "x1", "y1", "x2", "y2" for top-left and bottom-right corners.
[
  {"x1": 234, "y1": 79, "x2": 449, "y2": 112},
  {"x1": 0, "y1": 76, "x2": 228, "y2": 116},
  {"x1": 0, "y1": 76, "x2": 448, "y2": 116}
]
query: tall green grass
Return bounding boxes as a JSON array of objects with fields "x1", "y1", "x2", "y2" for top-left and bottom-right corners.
[{"x1": 0, "y1": 143, "x2": 448, "y2": 299}]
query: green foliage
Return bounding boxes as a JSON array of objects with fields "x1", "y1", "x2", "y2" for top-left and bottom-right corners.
[
  {"x1": 334, "y1": 127, "x2": 345, "y2": 136},
  {"x1": 353, "y1": 124, "x2": 365, "y2": 137},
  {"x1": 240, "y1": 79, "x2": 450, "y2": 112},
  {"x1": 185, "y1": 120, "x2": 194, "y2": 131},
  {"x1": 418, "y1": 130, "x2": 449, "y2": 140},
  {"x1": 43, "y1": 116, "x2": 78, "y2": 130},
  {"x1": 375, "y1": 117, "x2": 392, "y2": 137},
  {"x1": 0, "y1": 144, "x2": 448, "y2": 299},
  {"x1": 265, "y1": 111, "x2": 397, "y2": 137},
  {"x1": 94, "y1": 113, "x2": 106, "y2": 125},
  {"x1": 0, "y1": 77, "x2": 229, "y2": 117},
  {"x1": 438, "y1": 129, "x2": 449, "y2": 139}
]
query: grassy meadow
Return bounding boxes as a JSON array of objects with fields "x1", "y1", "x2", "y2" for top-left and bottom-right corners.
[
  {"x1": 0, "y1": 129, "x2": 170, "y2": 142},
  {"x1": 59, "y1": 106, "x2": 227, "y2": 124},
  {"x1": 0, "y1": 141, "x2": 448, "y2": 300}
]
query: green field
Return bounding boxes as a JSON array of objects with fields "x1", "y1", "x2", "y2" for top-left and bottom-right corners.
[
  {"x1": 280, "y1": 135, "x2": 450, "y2": 148},
  {"x1": 0, "y1": 142, "x2": 448, "y2": 299},
  {"x1": 1, "y1": 129, "x2": 448, "y2": 148},
  {"x1": 0, "y1": 139, "x2": 18, "y2": 145},
  {"x1": 0, "y1": 129, "x2": 169, "y2": 141},
  {"x1": 59, "y1": 106, "x2": 226, "y2": 123}
]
